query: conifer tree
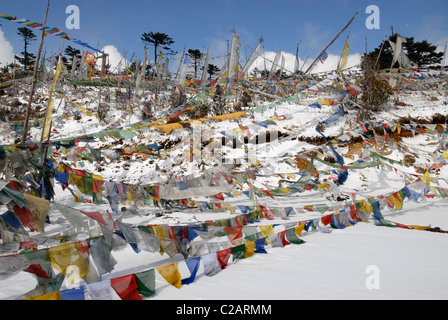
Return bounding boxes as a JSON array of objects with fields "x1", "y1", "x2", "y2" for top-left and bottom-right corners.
[
  {"x1": 141, "y1": 32, "x2": 176, "y2": 65},
  {"x1": 367, "y1": 34, "x2": 443, "y2": 69},
  {"x1": 15, "y1": 27, "x2": 37, "y2": 70}
]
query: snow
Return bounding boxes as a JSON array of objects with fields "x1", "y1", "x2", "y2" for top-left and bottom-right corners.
[
  {"x1": 149, "y1": 207, "x2": 448, "y2": 300},
  {"x1": 1, "y1": 67, "x2": 448, "y2": 300}
]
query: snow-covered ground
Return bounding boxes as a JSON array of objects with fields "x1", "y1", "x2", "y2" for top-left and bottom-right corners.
[{"x1": 0, "y1": 68, "x2": 447, "y2": 300}]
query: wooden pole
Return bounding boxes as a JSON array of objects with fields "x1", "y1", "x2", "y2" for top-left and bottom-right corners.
[
  {"x1": 304, "y1": 9, "x2": 359, "y2": 74},
  {"x1": 21, "y1": 0, "x2": 50, "y2": 143},
  {"x1": 375, "y1": 35, "x2": 388, "y2": 68}
]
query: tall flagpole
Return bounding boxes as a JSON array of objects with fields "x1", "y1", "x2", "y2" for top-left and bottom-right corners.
[
  {"x1": 21, "y1": 0, "x2": 51, "y2": 143},
  {"x1": 304, "y1": 9, "x2": 360, "y2": 74}
]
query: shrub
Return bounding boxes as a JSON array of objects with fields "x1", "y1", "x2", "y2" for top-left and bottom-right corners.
[{"x1": 359, "y1": 55, "x2": 394, "y2": 119}]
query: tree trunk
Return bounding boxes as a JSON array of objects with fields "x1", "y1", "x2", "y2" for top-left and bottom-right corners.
[{"x1": 154, "y1": 45, "x2": 158, "y2": 67}]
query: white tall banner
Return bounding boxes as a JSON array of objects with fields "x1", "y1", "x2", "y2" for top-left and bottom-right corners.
[
  {"x1": 242, "y1": 42, "x2": 262, "y2": 75},
  {"x1": 269, "y1": 48, "x2": 281, "y2": 79},
  {"x1": 280, "y1": 55, "x2": 285, "y2": 74},
  {"x1": 200, "y1": 49, "x2": 210, "y2": 87},
  {"x1": 227, "y1": 33, "x2": 240, "y2": 80},
  {"x1": 389, "y1": 37, "x2": 415, "y2": 69},
  {"x1": 390, "y1": 34, "x2": 406, "y2": 68},
  {"x1": 178, "y1": 55, "x2": 190, "y2": 85},
  {"x1": 135, "y1": 48, "x2": 148, "y2": 95}
]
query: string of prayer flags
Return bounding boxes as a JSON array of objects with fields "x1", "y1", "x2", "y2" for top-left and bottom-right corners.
[{"x1": 0, "y1": 14, "x2": 103, "y2": 53}]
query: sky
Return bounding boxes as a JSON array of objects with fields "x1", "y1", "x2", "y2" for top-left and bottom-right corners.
[{"x1": 0, "y1": 0, "x2": 447, "y2": 73}]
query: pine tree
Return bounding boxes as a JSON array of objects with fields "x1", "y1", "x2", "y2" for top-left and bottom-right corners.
[
  {"x1": 64, "y1": 45, "x2": 82, "y2": 69},
  {"x1": 367, "y1": 34, "x2": 443, "y2": 69},
  {"x1": 207, "y1": 64, "x2": 220, "y2": 78},
  {"x1": 141, "y1": 32, "x2": 176, "y2": 65},
  {"x1": 187, "y1": 49, "x2": 202, "y2": 78},
  {"x1": 15, "y1": 27, "x2": 37, "y2": 70}
]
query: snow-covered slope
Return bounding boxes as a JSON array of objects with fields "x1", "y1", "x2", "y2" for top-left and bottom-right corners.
[{"x1": 0, "y1": 68, "x2": 447, "y2": 300}]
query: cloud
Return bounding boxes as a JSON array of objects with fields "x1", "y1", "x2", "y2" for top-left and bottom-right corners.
[
  {"x1": 249, "y1": 51, "x2": 299, "y2": 74},
  {"x1": 98, "y1": 45, "x2": 128, "y2": 72},
  {"x1": 248, "y1": 50, "x2": 361, "y2": 75},
  {"x1": 0, "y1": 28, "x2": 14, "y2": 66},
  {"x1": 205, "y1": 37, "x2": 229, "y2": 69}
]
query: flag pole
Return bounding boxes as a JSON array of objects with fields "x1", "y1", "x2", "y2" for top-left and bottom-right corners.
[
  {"x1": 21, "y1": 0, "x2": 50, "y2": 143},
  {"x1": 375, "y1": 35, "x2": 388, "y2": 68},
  {"x1": 304, "y1": 9, "x2": 360, "y2": 74}
]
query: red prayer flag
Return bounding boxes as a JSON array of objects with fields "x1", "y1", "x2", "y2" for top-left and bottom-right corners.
[
  {"x1": 80, "y1": 210, "x2": 108, "y2": 225},
  {"x1": 111, "y1": 274, "x2": 142, "y2": 300},
  {"x1": 321, "y1": 214, "x2": 333, "y2": 226},
  {"x1": 13, "y1": 205, "x2": 37, "y2": 232},
  {"x1": 260, "y1": 205, "x2": 275, "y2": 220},
  {"x1": 214, "y1": 193, "x2": 224, "y2": 201},
  {"x1": 217, "y1": 248, "x2": 231, "y2": 269},
  {"x1": 225, "y1": 226, "x2": 243, "y2": 244},
  {"x1": 260, "y1": 189, "x2": 275, "y2": 199}
]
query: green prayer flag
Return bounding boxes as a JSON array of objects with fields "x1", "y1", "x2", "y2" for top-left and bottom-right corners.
[
  {"x1": 285, "y1": 229, "x2": 306, "y2": 245},
  {"x1": 231, "y1": 244, "x2": 246, "y2": 261},
  {"x1": 135, "y1": 269, "x2": 156, "y2": 297}
]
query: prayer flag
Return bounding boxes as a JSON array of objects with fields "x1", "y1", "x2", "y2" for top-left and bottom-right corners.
[
  {"x1": 135, "y1": 269, "x2": 156, "y2": 297},
  {"x1": 41, "y1": 56, "x2": 62, "y2": 142},
  {"x1": 338, "y1": 39, "x2": 349, "y2": 71},
  {"x1": 156, "y1": 263, "x2": 182, "y2": 289},
  {"x1": 203, "y1": 252, "x2": 221, "y2": 277},
  {"x1": 182, "y1": 257, "x2": 201, "y2": 284},
  {"x1": 217, "y1": 248, "x2": 231, "y2": 269},
  {"x1": 111, "y1": 274, "x2": 142, "y2": 300}
]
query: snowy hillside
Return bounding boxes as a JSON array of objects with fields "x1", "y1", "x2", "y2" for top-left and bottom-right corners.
[{"x1": 0, "y1": 65, "x2": 447, "y2": 301}]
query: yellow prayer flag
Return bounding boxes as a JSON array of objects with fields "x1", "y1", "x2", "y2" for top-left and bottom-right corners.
[
  {"x1": 68, "y1": 173, "x2": 85, "y2": 194},
  {"x1": 259, "y1": 225, "x2": 275, "y2": 244},
  {"x1": 156, "y1": 263, "x2": 182, "y2": 289},
  {"x1": 358, "y1": 200, "x2": 373, "y2": 214},
  {"x1": 285, "y1": 173, "x2": 296, "y2": 180},
  {"x1": 223, "y1": 204, "x2": 234, "y2": 215},
  {"x1": 73, "y1": 192, "x2": 83, "y2": 203},
  {"x1": 420, "y1": 171, "x2": 431, "y2": 187},
  {"x1": 152, "y1": 226, "x2": 166, "y2": 255},
  {"x1": 41, "y1": 56, "x2": 63, "y2": 141},
  {"x1": 409, "y1": 225, "x2": 429, "y2": 231},
  {"x1": 23, "y1": 193, "x2": 50, "y2": 233},
  {"x1": 23, "y1": 291, "x2": 61, "y2": 300},
  {"x1": 245, "y1": 240, "x2": 255, "y2": 258},
  {"x1": 430, "y1": 186, "x2": 438, "y2": 197},
  {"x1": 49, "y1": 243, "x2": 90, "y2": 283},
  {"x1": 337, "y1": 39, "x2": 349, "y2": 71},
  {"x1": 295, "y1": 224, "x2": 305, "y2": 236},
  {"x1": 386, "y1": 194, "x2": 403, "y2": 210}
]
